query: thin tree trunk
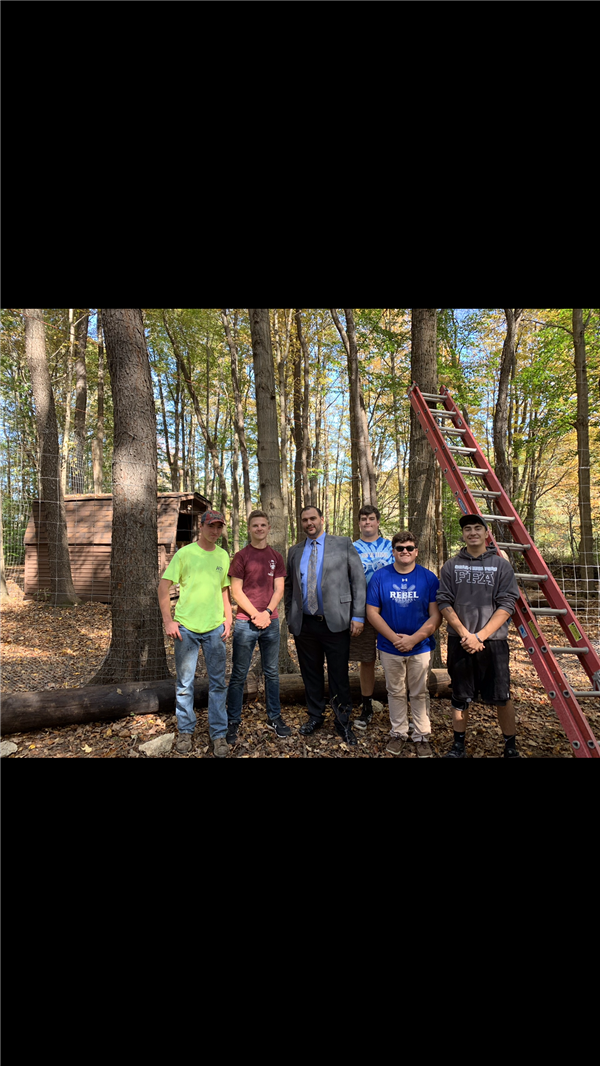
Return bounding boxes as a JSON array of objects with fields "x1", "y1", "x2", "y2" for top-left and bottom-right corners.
[
  {"x1": 573, "y1": 308, "x2": 594, "y2": 589},
  {"x1": 294, "y1": 310, "x2": 311, "y2": 507},
  {"x1": 494, "y1": 309, "x2": 522, "y2": 496},
  {"x1": 0, "y1": 484, "x2": 8, "y2": 599},
  {"x1": 89, "y1": 309, "x2": 170, "y2": 684},
  {"x1": 61, "y1": 309, "x2": 75, "y2": 494},
  {"x1": 72, "y1": 310, "x2": 88, "y2": 493},
  {"x1": 273, "y1": 309, "x2": 293, "y2": 549},
  {"x1": 163, "y1": 312, "x2": 229, "y2": 551},
  {"x1": 248, "y1": 308, "x2": 296, "y2": 673},
  {"x1": 408, "y1": 308, "x2": 438, "y2": 571},
  {"x1": 92, "y1": 308, "x2": 104, "y2": 493},
  {"x1": 221, "y1": 309, "x2": 252, "y2": 518},
  {"x1": 24, "y1": 308, "x2": 80, "y2": 606}
]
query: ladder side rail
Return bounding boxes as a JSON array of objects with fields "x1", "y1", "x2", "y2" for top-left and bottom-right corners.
[
  {"x1": 408, "y1": 383, "x2": 600, "y2": 757},
  {"x1": 415, "y1": 385, "x2": 600, "y2": 682},
  {"x1": 511, "y1": 599, "x2": 599, "y2": 757}
]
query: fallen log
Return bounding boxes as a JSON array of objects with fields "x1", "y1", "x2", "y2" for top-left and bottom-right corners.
[
  {"x1": 428, "y1": 668, "x2": 452, "y2": 698},
  {"x1": 0, "y1": 675, "x2": 258, "y2": 736},
  {"x1": 277, "y1": 672, "x2": 389, "y2": 705}
]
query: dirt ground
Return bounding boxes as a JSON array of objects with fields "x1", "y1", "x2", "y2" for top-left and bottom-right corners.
[{"x1": 2, "y1": 579, "x2": 599, "y2": 758}]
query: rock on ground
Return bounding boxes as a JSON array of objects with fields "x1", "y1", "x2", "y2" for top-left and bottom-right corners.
[{"x1": 138, "y1": 732, "x2": 175, "y2": 757}]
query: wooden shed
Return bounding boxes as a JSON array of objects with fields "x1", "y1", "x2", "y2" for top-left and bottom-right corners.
[{"x1": 23, "y1": 491, "x2": 211, "y2": 602}]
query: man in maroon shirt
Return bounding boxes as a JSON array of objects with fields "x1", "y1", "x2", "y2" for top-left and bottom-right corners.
[{"x1": 226, "y1": 510, "x2": 292, "y2": 744}]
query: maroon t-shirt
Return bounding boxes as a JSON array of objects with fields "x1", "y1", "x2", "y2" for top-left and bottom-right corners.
[{"x1": 228, "y1": 544, "x2": 286, "y2": 620}]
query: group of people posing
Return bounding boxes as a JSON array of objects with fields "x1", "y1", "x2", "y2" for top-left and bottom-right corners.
[{"x1": 158, "y1": 502, "x2": 521, "y2": 759}]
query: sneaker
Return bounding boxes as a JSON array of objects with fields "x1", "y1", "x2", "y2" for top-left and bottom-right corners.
[
  {"x1": 213, "y1": 737, "x2": 229, "y2": 758},
  {"x1": 443, "y1": 741, "x2": 466, "y2": 759},
  {"x1": 226, "y1": 721, "x2": 240, "y2": 745},
  {"x1": 354, "y1": 711, "x2": 373, "y2": 731},
  {"x1": 266, "y1": 715, "x2": 292, "y2": 738},
  {"x1": 386, "y1": 736, "x2": 406, "y2": 755},
  {"x1": 176, "y1": 733, "x2": 193, "y2": 754},
  {"x1": 415, "y1": 740, "x2": 433, "y2": 758},
  {"x1": 504, "y1": 745, "x2": 521, "y2": 759}
]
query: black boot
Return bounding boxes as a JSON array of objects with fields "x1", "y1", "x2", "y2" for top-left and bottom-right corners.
[{"x1": 331, "y1": 695, "x2": 358, "y2": 746}]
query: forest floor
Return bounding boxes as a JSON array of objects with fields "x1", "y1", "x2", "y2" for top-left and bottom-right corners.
[{"x1": 2, "y1": 578, "x2": 599, "y2": 758}]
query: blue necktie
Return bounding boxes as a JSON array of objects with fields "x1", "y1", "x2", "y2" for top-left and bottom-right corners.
[{"x1": 307, "y1": 541, "x2": 319, "y2": 614}]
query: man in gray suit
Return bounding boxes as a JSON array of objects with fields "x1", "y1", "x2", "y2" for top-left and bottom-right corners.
[{"x1": 284, "y1": 505, "x2": 367, "y2": 745}]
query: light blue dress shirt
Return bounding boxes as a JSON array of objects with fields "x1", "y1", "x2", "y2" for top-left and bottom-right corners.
[{"x1": 300, "y1": 533, "x2": 363, "y2": 623}]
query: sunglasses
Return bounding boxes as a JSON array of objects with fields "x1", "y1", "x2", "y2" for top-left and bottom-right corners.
[{"x1": 394, "y1": 545, "x2": 416, "y2": 553}]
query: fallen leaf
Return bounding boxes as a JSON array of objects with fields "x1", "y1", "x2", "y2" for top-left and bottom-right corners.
[{"x1": 82, "y1": 744, "x2": 92, "y2": 753}]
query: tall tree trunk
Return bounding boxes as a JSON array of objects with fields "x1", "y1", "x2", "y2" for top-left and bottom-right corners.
[
  {"x1": 0, "y1": 484, "x2": 8, "y2": 600},
  {"x1": 292, "y1": 327, "x2": 304, "y2": 534},
  {"x1": 294, "y1": 311, "x2": 311, "y2": 508},
  {"x1": 408, "y1": 309, "x2": 438, "y2": 571},
  {"x1": 221, "y1": 309, "x2": 252, "y2": 518},
  {"x1": 248, "y1": 308, "x2": 297, "y2": 673},
  {"x1": 494, "y1": 308, "x2": 522, "y2": 496},
  {"x1": 573, "y1": 308, "x2": 594, "y2": 590},
  {"x1": 163, "y1": 312, "x2": 229, "y2": 551},
  {"x1": 24, "y1": 308, "x2": 80, "y2": 606},
  {"x1": 72, "y1": 310, "x2": 88, "y2": 493},
  {"x1": 89, "y1": 309, "x2": 170, "y2": 683},
  {"x1": 92, "y1": 309, "x2": 104, "y2": 493},
  {"x1": 231, "y1": 426, "x2": 240, "y2": 553},
  {"x1": 273, "y1": 309, "x2": 293, "y2": 550},
  {"x1": 61, "y1": 309, "x2": 75, "y2": 495},
  {"x1": 331, "y1": 308, "x2": 377, "y2": 536}
]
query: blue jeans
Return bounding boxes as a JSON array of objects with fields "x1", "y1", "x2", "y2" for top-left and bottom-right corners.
[
  {"x1": 174, "y1": 624, "x2": 228, "y2": 739},
  {"x1": 227, "y1": 618, "x2": 281, "y2": 723}
]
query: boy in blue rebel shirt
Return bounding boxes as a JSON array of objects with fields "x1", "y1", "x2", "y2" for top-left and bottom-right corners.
[
  {"x1": 366, "y1": 530, "x2": 441, "y2": 757},
  {"x1": 350, "y1": 504, "x2": 393, "y2": 729}
]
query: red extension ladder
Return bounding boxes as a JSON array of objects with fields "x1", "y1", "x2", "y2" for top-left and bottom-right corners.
[{"x1": 408, "y1": 382, "x2": 600, "y2": 758}]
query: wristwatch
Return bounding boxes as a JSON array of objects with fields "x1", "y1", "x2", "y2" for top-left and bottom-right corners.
[{"x1": 266, "y1": 607, "x2": 273, "y2": 616}]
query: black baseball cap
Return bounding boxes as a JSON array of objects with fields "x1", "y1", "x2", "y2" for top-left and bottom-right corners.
[{"x1": 459, "y1": 513, "x2": 488, "y2": 530}]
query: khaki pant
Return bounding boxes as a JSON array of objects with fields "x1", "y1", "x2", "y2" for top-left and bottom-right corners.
[{"x1": 379, "y1": 649, "x2": 431, "y2": 741}]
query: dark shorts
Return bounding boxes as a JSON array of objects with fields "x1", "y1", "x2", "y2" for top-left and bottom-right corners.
[
  {"x1": 447, "y1": 634, "x2": 511, "y2": 708},
  {"x1": 348, "y1": 618, "x2": 377, "y2": 663}
]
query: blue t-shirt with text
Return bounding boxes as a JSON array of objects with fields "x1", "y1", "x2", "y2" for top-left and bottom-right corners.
[{"x1": 366, "y1": 562, "x2": 439, "y2": 657}]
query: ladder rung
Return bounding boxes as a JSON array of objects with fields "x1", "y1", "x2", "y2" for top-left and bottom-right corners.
[
  {"x1": 481, "y1": 514, "x2": 516, "y2": 523},
  {"x1": 569, "y1": 691, "x2": 600, "y2": 698},
  {"x1": 447, "y1": 446, "x2": 477, "y2": 454},
  {"x1": 471, "y1": 490, "x2": 502, "y2": 498},
  {"x1": 420, "y1": 393, "x2": 449, "y2": 402},
  {"x1": 496, "y1": 542, "x2": 530, "y2": 551},
  {"x1": 457, "y1": 466, "x2": 489, "y2": 476},
  {"x1": 434, "y1": 412, "x2": 461, "y2": 420},
  {"x1": 517, "y1": 574, "x2": 548, "y2": 582},
  {"x1": 439, "y1": 426, "x2": 467, "y2": 435},
  {"x1": 530, "y1": 607, "x2": 568, "y2": 616},
  {"x1": 548, "y1": 646, "x2": 589, "y2": 655}
]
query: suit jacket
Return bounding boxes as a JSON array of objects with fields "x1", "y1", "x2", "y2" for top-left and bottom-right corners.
[{"x1": 284, "y1": 534, "x2": 367, "y2": 636}]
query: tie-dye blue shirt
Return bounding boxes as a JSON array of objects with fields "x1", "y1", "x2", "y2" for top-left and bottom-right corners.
[{"x1": 352, "y1": 536, "x2": 394, "y2": 586}]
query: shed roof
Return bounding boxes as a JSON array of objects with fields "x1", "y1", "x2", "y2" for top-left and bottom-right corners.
[{"x1": 24, "y1": 492, "x2": 211, "y2": 547}]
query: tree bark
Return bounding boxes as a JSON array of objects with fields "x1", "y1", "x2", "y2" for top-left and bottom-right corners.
[
  {"x1": 61, "y1": 309, "x2": 75, "y2": 495},
  {"x1": 88, "y1": 309, "x2": 170, "y2": 683},
  {"x1": 163, "y1": 312, "x2": 229, "y2": 551},
  {"x1": 1, "y1": 676, "x2": 258, "y2": 736},
  {"x1": 92, "y1": 309, "x2": 105, "y2": 494},
  {"x1": 0, "y1": 484, "x2": 8, "y2": 600},
  {"x1": 248, "y1": 308, "x2": 297, "y2": 673},
  {"x1": 72, "y1": 310, "x2": 88, "y2": 493},
  {"x1": 408, "y1": 309, "x2": 438, "y2": 570},
  {"x1": 221, "y1": 309, "x2": 252, "y2": 518},
  {"x1": 331, "y1": 308, "x2": 377, "y2": 536},
  {"x1": 494, "y1": 309, "x2": 522, "y2": 495},
  {"x1": 24, "y1": 308, "x2": 80, "y2": 606},
  {"x1": 573, "y1": 308, "x2": 595, "y2": 589}
]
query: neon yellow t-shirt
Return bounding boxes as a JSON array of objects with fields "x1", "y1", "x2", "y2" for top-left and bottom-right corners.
[{"x1": 162, "y1": 542, "x2": 231, "y2": 634}]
